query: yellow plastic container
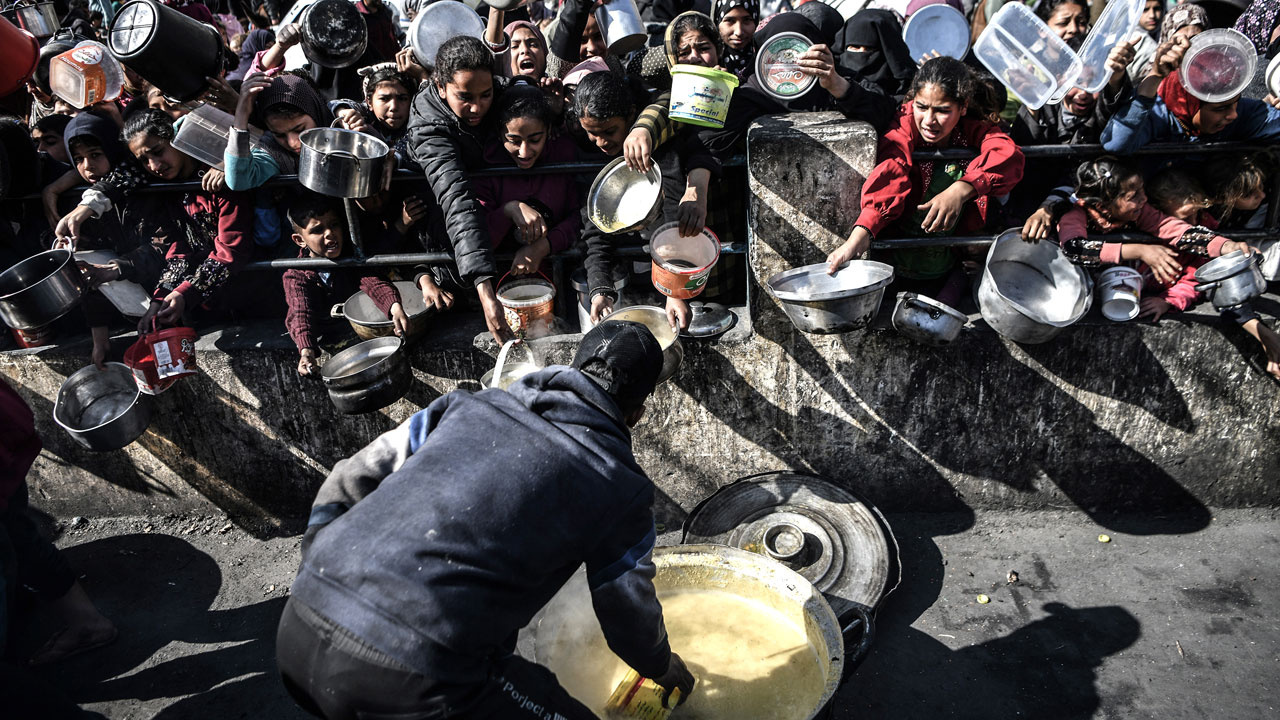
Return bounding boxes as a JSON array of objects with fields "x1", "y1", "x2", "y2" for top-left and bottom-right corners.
[{"x1": 668, "y1": 64, "x2": 739, "y2": 128}]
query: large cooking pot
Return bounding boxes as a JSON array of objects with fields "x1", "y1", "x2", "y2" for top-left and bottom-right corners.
[
  {"x1": 535, "y1": 545, "x2": 845, "y2": 719},
  {"x1": 598, "y1": 305, "x2": 683, "y2": 384},
  {"x1": 298, "y1": 127, "x2": 389, "y2": 199},
  {"x1": 0, "y1": 250, "x2": 87, "y2": 330},
  {"x1": 106, "y1": 0, "x2": 224, "y2": 102},
  {"x1": 15, "y1": 1, "x2": 59, "y2": 39},
  {"x1": 408, "y1": 0, "x2": 486, "y2": 67},
  {"x1": 53, "y1": 362, "x2": 151, "y2": 452},
  {"x1": 767, "y1": 260, "x2": 895, "y2": 334},
  {"x1": 587, "y1": 157, "x2": 664, "y2": 235},
  {"x1": 299, "y1": 0, "x2": 368, "y2": 69},
  {"x1": 330, "y1": 280, "x2": 432, "y2": 341},
  {"x1": 0, "y1": 15, "x2": 39, "y2": 97},
  {"x1": 320, "y1": 336, "x2": 410, "y2": 414},
  {"x1": 1194, "y1": 250, "x2": 1266, "y2": 310},
  {"x1": 978, "y1": 230, "x2": 1091, "y2": 344},
  {"x1": 891, "y1": 292, "x2": 967, "y2": 346}
]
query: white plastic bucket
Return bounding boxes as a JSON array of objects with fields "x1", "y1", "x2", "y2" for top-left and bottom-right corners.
[
  {"x1": 1097, "y1": 266, "x2": 1143, "y2": 322},
  {"x1": 669, "y1": 64, "x2": 739, "y2": 128}
]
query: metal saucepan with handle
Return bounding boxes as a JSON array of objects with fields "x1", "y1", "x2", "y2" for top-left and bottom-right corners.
[
  {"x1": 54, "y1": 362, "x2": 151, "y2": 452},
  {"x1": 891, "y1": 292, "x2": 968, "y2": 346},
  {"x1": 0, "y1": 249, "x2": 87, "y2": 330},
  {"x1": 1194, "y1": 250, "x2": 1267, "y2": 310},
  {"x1": 298, "y1": 127, "x2": 389, "y2": 199},
  {"x1": 330, "y1": 280, "x2": 432, "y2": 341},
  {"x1": 320, "y1": 336, "x2": 411, "y2": 414}
]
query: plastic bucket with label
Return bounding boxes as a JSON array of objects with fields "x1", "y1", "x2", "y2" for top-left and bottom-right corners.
[
  {"x1": 669, "y1": 64, "x2": 739, "y2": 128},
  {"x1": 649, "y1": 223, "x2": 721, "y2": 299},
  {"x1": 1097, "y1": 266, "x2": 1143, "y2": 322},
  {"x1": 123, "y1": 321, "x2": 198, "y2": 394},
  {"x1": 49, "y1": 41, "x2": 122, "y2": 108},
  {"x1": 497, "y1": 272, "x2": 556, "y2": 338}
]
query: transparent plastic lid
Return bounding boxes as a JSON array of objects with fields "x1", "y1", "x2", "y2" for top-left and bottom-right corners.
[
  {"x1": 1181, "y1": 28, "x2": 1257, "y2": 103},
  {"x1": 172, "y1": 103, "x2": 264, "y2": 171},
  {"x1": 1072, "y1": 0, "x2": 1144, "y2": 93},
  {"x1": 974, "y1": 2, "x2": 1082, "y2": 110},
  {"x1": 902, "y1": 5, "x2": 970, "y2": 63}
]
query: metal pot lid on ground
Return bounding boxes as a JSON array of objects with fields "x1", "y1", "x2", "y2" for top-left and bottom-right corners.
[
  {"x1": 681, "y1": 301, "x2": 735, "y2": 338},
  {"x1": 683, "y1": 471, "x2": 898, "y2": 618}
]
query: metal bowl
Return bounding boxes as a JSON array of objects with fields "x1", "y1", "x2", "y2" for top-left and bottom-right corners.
[
  {"x1": 891, "y1": 292, "x2": 967, "y2": 346},
  {"x1": 587, "y1": 157, "x2": 663, "y2": 235},
  {"x1": 298, "y1": 127, "x2": 389, "y2": 199},
  {"x1": 598, "y1": 305, "x2": 682, "y2": 384},
  {"x1": 767, "y1": 261, "x2": 895, "y2": 334},
  {"x1": 408, "y1": 0, "x2": 486, "y2": 67},
  {"x1": 331, "y1": 280, "x2": 432, "y2": 341},
  {"x1": 978, "y1": 230, "x2": 1092, "y2": 344},
  {"x1": 0, "y1": 249, "x2": 87, "y2": 330},
  {"x1": 53, "y1": 362, "x2": 151, "y2": 451}
]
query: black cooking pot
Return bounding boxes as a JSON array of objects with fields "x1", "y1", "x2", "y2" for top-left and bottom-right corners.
[
  {"x1": 299, "y1": 0, "x2": 368, "y2": 69},
  {"x1": 106, "y1": 0, "x2": 224, "y2": 102}
]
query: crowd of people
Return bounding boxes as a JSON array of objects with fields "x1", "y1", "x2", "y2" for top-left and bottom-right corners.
[
  {"x1": 2, "y1": 0, "x2": 1280, "y2": 717},
  {"x1": 1, "y1": 0, "x2": 1278, "y2": 378}
]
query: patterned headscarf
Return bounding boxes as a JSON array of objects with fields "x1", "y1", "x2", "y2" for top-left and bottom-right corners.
[
  {"x1": 1233, "y1": 0, "x2": 1280, "y2": 55},
  {"x1": 358, "y1": 62, "x2": 413, "y2": 100},
  {"x1": 713, "y1": 0, "x2": 760, "y2": 25},
  {"x1": 1160, "y1": 3, "x2": 1210, "y2": 44}
]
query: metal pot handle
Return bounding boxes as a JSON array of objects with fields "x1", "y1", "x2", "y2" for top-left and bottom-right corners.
[
  {"x1": 838, "y1": 605, "x2": 876, "y2": 682},
  {"x1": 1194, "y1": 280, "x2": 1220, "y2": 293},
  {"x1": 902, "y1": 293, "x2": 944, "y2": 320},
  {"x1": 330, "y1": 303, "x2": 346, "y2": 319}
]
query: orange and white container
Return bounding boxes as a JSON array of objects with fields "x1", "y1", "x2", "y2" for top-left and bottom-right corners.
[
  {"x1": 649, "y1": 223, "x2": 721, "y2": 300},
  {"x1": 50, "y1": 41, "x2": 123, "y2": 108}
]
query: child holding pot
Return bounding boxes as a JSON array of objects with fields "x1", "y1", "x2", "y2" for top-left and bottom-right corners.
[{"x1": 283, "y1": 193, "x2": 407, "y2": 377}]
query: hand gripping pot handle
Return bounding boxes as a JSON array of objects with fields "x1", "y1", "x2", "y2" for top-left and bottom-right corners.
[{"x1": 1194, "y1": 251, "x2": 1262, "y2": 293}]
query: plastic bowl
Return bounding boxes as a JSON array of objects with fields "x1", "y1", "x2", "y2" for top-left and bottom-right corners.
[
  {"x1": 974, "y1": 2, "x2": 1082, "y2": 110},
  {"x1": 1072, "y1": 0, "x2": 1144, "y2": 93},
  {"x1": 1180, "y1": 28, "x2": 1257, "y2": 103}
]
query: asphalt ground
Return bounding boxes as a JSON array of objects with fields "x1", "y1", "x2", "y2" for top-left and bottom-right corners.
[{"x1": 7, "y1": 508, "x2": 1278, "y2": 719}]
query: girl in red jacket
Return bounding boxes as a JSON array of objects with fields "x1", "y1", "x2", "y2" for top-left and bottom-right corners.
[{"x1": 826, "y1": 57, "x2": 1024, "y2": 307}]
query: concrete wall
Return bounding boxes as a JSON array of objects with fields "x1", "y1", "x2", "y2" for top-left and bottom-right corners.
[{"x1": 5, "y1": 113, "x2": 1279, "y2": 535}]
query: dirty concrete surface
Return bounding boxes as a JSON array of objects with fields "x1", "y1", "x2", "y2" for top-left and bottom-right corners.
[{"x1": 11, "y1": 508, "x2": 1278, "y2": 720}]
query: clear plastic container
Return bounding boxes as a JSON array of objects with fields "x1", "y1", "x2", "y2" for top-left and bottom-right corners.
[
  {"x1": 1073, "y1": 0, "x2": 1144, "y2": 93},
  {"x1": 974, "y1": 2, "x2": 1082, "y2": 110},
  {"x1": 1181, "y1": 28, "x2": 1257, "y2": 103},
  {"x1": 49, "y1": 41, "x2": 123, "y2": 108},
  {"x1": 172, "y1": 103, "x2": 264, "y2": 171}
]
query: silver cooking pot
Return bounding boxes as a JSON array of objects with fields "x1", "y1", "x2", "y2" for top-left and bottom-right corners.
[
  {"x1": 0, "y1": 249, "x2": 87, "y2": 330},
  {"x1": 16, "y1": 1, "x2": 60, "y2": 39},
  {"x1": 320, "y1": 336, "x2": 410, "y2": 414},
  {"x1": 298, "y1": 0, "x2": 368, "y2": 69},
  {"x1": 298, "y1": 127, "x2": 389, "y2": 199},
  {"x1": 331, "y1": 280, "x2": 432, "y2": 341},
  {"x1": 1194, "y1": 250, "x2": 1266, "y2": 310},
  {"x1": 53, "y1": 362, "x2": 151, "y2": 452},
  {"x1": 891, "y1": 292, "x2": 967, "y2": 346},
  {"x1": 766, "y1": 261, "x2": 895, "y2": 334},
  {"x1": 978, "y1": 230, "x2": 1091, "y2": 344}
]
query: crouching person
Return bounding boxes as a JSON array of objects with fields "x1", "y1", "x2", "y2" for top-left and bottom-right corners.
[
  {"x1": 284, "y1": 193, "x2": 407, "y2": 377},
  {"x1": 277, "y1": 322, "x2": 695, "y2": 719}
]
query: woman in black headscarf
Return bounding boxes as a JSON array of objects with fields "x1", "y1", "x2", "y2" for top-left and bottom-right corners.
[
  {"x1": 713, "y1": 0, "x2": 759, "y2": 81},
  {"x1": 833, "y1": 9, "x2": 916, "y2": 99}
]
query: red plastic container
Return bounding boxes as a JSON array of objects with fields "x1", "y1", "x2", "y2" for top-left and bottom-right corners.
[{"x1": 123, "y1": 320, "x2": 198, "y2": 394}]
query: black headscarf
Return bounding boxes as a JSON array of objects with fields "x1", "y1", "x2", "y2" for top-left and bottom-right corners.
[
  {"x1": 793, "y1": 0, "x2": 843, "y2": 47},
  {"x1": 229, "y1": 29, "x2": 275, "y2": 83},
  {"x1": 252, "y1": 73, "x2": 334, "y2": 171},
  {"x1": 63, "y1": 112, "x2": 129, "y2": 168},
  {"x1": 833, "y1": 9, "x2": 915, "y2": 99},
  {"x1": 713, "y1": 0, "x2": 759, "y2": 80}
]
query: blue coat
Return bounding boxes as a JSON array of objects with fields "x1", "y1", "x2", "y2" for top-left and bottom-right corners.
[{"x1": 1101, "y1": 94, "x2": 1280, "y2": 153}]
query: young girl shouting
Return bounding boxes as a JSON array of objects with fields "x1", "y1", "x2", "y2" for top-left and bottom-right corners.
[{"x1": 826, "y1": 57, "x2": 1024, "y2": 306}]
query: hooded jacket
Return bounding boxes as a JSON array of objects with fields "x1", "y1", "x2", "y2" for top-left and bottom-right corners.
[
  {"x1": 292, "y1": 367, "x2": 672, "y2": 685},
  {"x1": 405, "y1": 79, "x2": 505, "y2": 287}
]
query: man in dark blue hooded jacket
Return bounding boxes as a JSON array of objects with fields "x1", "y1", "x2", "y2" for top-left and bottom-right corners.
[{"x1": 277, "y1": 321, "x2": 695, "y2": 719}]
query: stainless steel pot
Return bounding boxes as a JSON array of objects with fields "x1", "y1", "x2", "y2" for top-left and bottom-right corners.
[
  {"x1": 0, "y1": 249, "x2": 87, "y2": 330},
  {"x1": 320, "y1": 336, "x2": 410, "y2": 414},
  {"x1": 598, "y1": 305, "x2": 683, "y2": 384},
  {"x1": 535, "y1": 545, "x2": 846, "y2": 720},
  {"x1": 891, "y1": 292, "x2": 967, "y2": 346},
  {"x1": 298, "y1": 127, "x2": 389, "y2": 199},
  {"x1": 408, "y1": 0, "x2": 486, "y2": 67},
  {"x1": 594, "y1": 0, "x2": 647, "y2": 56},
  {"x1": 587, "y1": 157, "x2": 663, "y2": 234},
  {"x1": 978, "y1": 230, "x2": 1091, "y2": 344},
  {"x1": 16, "y1": 1, "x2": 59, "y2": 39},
  {"x1": 53, "y1": 362, "x2": 151, "y2": 451},
  {"x1": 1195, "y1": 250, "x2": 1266, "y2": 310},
  {"x1": 766, "y1": 261, "x2": 895, "y2": 334},
  {"x1": 331, "y1": 280, "x2": 432, "y2": 341}
]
